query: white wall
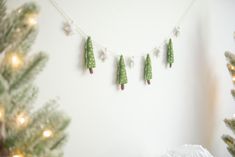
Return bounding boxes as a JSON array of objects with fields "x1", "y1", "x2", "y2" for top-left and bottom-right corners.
[{"x1": 6, "y1": 0, "x2": 235, "y2": 157}]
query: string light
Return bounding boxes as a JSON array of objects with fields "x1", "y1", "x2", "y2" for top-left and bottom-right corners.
[
  {"x1": 16, "y1": 113, "x2": 29, "y2": 127},
  {"x1": 0, "y1": 106, "x2": 4, "y2": 121},
  {"x1": 12, "y1": 154, "x2": 24, "y2": 157},
  {"x1": 11, "y1": 150, "x2": 24, "y2": 157},
  {"x1": 228, "y1": 64, "x2": 235, "y2": 71},
  {"x1": 6, "y1": 52, "x2": 24, "y2": 70},
  {"x1": 25, "y1": 13, "x2": 38, "y2": 26},
  {"x1": 43, "y1": 129, "x2": 53, "y2": 138},
  {"x1": 232, "y1": 76, "x2": 235, "y2": 82}
]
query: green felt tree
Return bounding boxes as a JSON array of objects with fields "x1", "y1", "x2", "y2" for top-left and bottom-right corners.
[
  {"x1": 117, "y1": 55, "x2": 128, "y2": 90},
  {"x1": 84, "y1": 36, "x2": 96, "y2": 74},
  {"x1": 144, "y1": 54, "x2": 152, "y2": 85},
  {"x1": 222, "y1": 51, "x2": 235, "y2": 157},
  {"x1": 167, "y1": 38, "x2": 174, "y2": 68}
]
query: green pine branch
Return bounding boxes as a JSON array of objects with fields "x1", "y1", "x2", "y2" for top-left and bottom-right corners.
[
  {"x1": 0, "y1": 0, "x2": 6, "y2": 24},
  {"x1": 0, "y1": 2, "x2": 39, "y2": 53},
  {"x1": 9, "y1": 52, "x2": 48, "y2": 92},
  {"x1": 223, "y1": 51, "x2": 235, "y2": 157},
  {"x1": 225, "y1": 51, "x2": 235, "y2": 65}
]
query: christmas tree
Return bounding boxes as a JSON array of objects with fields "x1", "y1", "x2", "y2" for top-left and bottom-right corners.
[
  {"x1": 84, "y1": 36, "x2": 96, "y2": 74},
  {"x1": 144, "y1": 54, "x2": 152, "y2": 85},
  {"x1": 167, "y1": 38, "x2": 174, "y2": 68},
  {"x1": 117, "y1": 55, "x2": 127, "y2": 90},
  {"x1": 222, "y1": 51, "x2": 235, "y2": 157},
  {"x1": 0, "y1": 1, "x2": 70, "y2": 157}
]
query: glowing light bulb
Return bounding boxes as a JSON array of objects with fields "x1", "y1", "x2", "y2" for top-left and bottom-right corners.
[
  {"x1": 12, "y1": 154, "x2": 24, "y2": 157},
  {"x1": 26, "y1": 13, "x2": 38, "y2": 26},
  {"x1": 12, "y1": 150, "x2": 24, "y2": 157},
  {"x1": 43, "y1": 129, "x2": 53, "y2": 138},
  {"x1": 6, "y1": 52, "x2": 24, "y2": 69},
  {"x1": 228, "y1": 64, "x2": 235, "y2": 70},
  {"x1": 233, "y1": 76, "x2": 235, "y2": 82},
  {"x1": 0, "y1": 106, "x2": 4, "y2": 121},
  {"x1": 16, "y1": 113, "x2": 29, "y2": 127}
]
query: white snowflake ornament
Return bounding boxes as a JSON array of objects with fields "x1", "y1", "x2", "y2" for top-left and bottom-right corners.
[
  {"x1": 62, "y1": 21, "x2": 75, "y2": 36},
  {"x1": 99, "y1": 48, "x2": 108, "y2": 62},
  {"x1": 128, "y1": 56, "x2": 135, "y2": 68},
  {"x1": 173, "y1": 26, "x2": 181, "y2": 37},
  {"x1": 154, "y1": 47, "x2": 161, "y2": 58}
]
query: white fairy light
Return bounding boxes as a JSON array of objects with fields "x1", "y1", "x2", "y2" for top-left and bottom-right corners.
[
  {"x1": 43, "y1": 129, "x2": 53, "y2": 138},
  {"x1": 6, "y1": 52, "x2": 24, "y2": 70},
  {"x1": 232, "y1": 76, "x2": 235, "y2": 82},
  {"x1": 12, "y1": 150, "x2": 24, "y2": 157},
  {"x1": 0, "y1": 106, "x2": 4, "y2": 121},
  {"x1": 12, "y1": 154, "x2": 24, "y2": 157},
  {"x1": 16, "y1": 113, "x2": 29, "y2": 127},
  {"x1": 26, "y1": 13, "x2": 38, "y2": 26}
]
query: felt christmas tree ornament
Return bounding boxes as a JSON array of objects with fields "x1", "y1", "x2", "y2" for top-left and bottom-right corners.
[
  {"x1": 84, "y1": 36, "x2": 96, "y2": 74},
  {"x1": 167, "y1": 38, "x2": 174, "y2": 68},
  {"x1": 144, "y1": 54, "x2": 152, "y2": 85},
  {"x1": 117, "y1": 55, "x2": 128, "y2": 90}
]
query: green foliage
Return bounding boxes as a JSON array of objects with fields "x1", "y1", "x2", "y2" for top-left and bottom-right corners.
[
  {"x1": 144, "y1": 54, "x2": 152, "y2": 84},
  {"x1": 0, "y1": 2, "x2": 70, "y2": 157},
  {"x1": 117, "y1": 55, "x2": 127, "y2": 90},
  {"x1": 223, "y1": 51, "x2": 235, "y2": 157},
  {"x1": 9, "y1": 52, "x2": 48, "y2": 92},
  {"x1": 84, "y1": 36, "x2": 96, "y2": 73},
  {"x1": 0, "y1": 2, "x2": 39, "y2": 53},
  {"x1": 222, "y1": 134, "x2": 235, "y2": 157},
  {"x1": 0, "y1": 0, "x2": 6, "y2": 24},
  {"x1": 167, "y1": 38, "x2": 174, "y2": 68},
  {"x1": 225, "y1": 118, "x2": 235, "y2": 134},
  {"x1": 225, "y1": 51, "x2": 235, "y2": 65}
]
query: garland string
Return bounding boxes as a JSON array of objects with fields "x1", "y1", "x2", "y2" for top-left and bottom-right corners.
[{"x1": 48, "y1": 0, "x2": 198, "y2": 58}]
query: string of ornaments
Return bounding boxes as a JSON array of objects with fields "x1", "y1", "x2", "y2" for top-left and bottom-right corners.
[{"x1": 49, "y1": 0, "x2": 197, "y2": 90}]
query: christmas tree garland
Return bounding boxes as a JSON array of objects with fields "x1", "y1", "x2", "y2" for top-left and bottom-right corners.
[{"x1": 49, "y1": 0, "x2": 198, "y2": 90}]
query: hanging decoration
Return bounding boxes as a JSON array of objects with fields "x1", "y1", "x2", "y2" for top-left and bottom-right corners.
[
  {"x1": 154, "y1": 48, "x2": 161, "y2": 58},
  {"x1": 144, "y1": 54, "x2": 152, "y2": 85},
  {"x1": 49, "y1": 0, "x2": 197, "y2": 59},
  {"x1": 167, "y1": 39, "x2": 174, "y2": 68},
  {"x1": 128, "y1": 56, "x2": 135, "y2": 68},
  {"x1": 84, "y1": 36, "x2": 96, "y2": 74},
  {"x1": 117, "y1": 55, "x2": 128, "y2": 90},
  {"x1": 99, "y1": 48, "x2": 108, "y2": 62},
  {"x1": 173, "y1": 26, "x2": 181, "y2": 37},
  {"x1": 62, "y1": 21, "x2": 74, "y2": 36},
  {"x1": 48, "y1": 0, "x2": 198, "y2": 89}
]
